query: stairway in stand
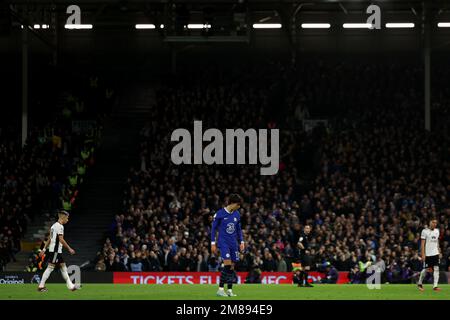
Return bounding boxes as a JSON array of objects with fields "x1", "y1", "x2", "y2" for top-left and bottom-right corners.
[
  {"x1": 5, "y1": 83, "x2": 156, "y2": 271},
  {"x1": 64, "y1": 84, "x2": 155, "y2": 268}
]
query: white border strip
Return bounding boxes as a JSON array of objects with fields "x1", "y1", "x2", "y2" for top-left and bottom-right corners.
[
  {"x1": 135, "y1": 24, "x2": 156, "y2": 29},
  {"x1": 385, "y1": 23, "x2": 415, "y2": 28},
  {"x1": 301, "y1": 23, "x2": 331, "y2": 29},
  {"x1": 65, "y1": 24, "x2": 93, "y2": 30},
  {"x1": 343, "y1": 23, "x2": 372, "y2": 29},
  {"x1": 187, "y1": 24, "x2": 211, "y2": 29},
  {"x1": 252, "y1": 23, "x2": 282, "y2": 29}
]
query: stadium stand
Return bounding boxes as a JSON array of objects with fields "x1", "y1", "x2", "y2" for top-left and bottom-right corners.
[
  {"x1": 95, "y1": 61, "x2": 450, "y2": 285},
  {"x1": 0, "y1": 69, "x2": 107, "y2": 271}
]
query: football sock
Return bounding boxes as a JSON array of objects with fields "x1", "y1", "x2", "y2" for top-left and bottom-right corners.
[
  {"x1": 433, "y1": 266, "x2": 439, "y2": 288},
  {"x1": 224, "y1": 265, "x2": 233, "y2": 283},
  {"x1": 230, "y1": 268, "x2": 237, "y2": 284},
  {"x1": 418, "y1": 268, "x2": 427, "y2": 285},
  {"x1": 220, "y1": 266, "x2": 231, "y2": 288},
  {"x1": 61, "y1": 265, "x2": 75, "y2": 290},
  {"x1": 39, "y1": 264, "x2": 54, "y2": 288}
]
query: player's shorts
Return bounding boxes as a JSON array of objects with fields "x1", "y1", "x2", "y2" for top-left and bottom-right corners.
[
  {"x1": 44, "y1": 251, "x2": 65, "y2": 266},
  {"x1": 218, "y1": 244, "x2": 239, "y2": 262},
  {"x1": 424, "y1": 255, "x2": 439, "y2": 268}
]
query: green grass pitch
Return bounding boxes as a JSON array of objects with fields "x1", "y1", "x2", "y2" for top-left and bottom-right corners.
[{"x1": 0, "y1": 284, "x2": 449, "y2": 300}]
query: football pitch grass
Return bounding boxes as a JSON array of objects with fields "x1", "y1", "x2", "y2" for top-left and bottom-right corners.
[{"x1": 0, "y1": 284, "x2": 449, "y2": 300}]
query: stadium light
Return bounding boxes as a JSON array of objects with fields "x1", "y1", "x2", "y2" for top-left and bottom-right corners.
[
  {"x1": 301, "y1": 23, "x2": 331, "y2": 29},
  {"x1": 135, "y1": 24, "x2": 156, "y2": 29},
  {"x1": 65, "y1": 24, "x2": 93, "y2": 30},
  {"x1": 385, "y1": 23, "x2": 415, "y2": 28},
  {"x1": 438, "y1": 22, "x2": 450, "y2": 28},
  {"x1": 187, "y1": 24, "x2": 211, "y2": 29},
  {"x1": 42, "y1": 24, "x2": 49, "y2": 29},
  {"x1": 342, "y1": 23, "x2": 372, "y2": 29},
  {"x1": 252, "y1": 23, "x2": 282, "y2": 29},
  {"x1": 33, "y1": 24, "x2": 40, "y2": 29}
]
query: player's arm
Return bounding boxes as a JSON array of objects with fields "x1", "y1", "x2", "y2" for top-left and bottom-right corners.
[
  {"x1": 438, "y1": 230, "x2": 441, "y2": 255},
  {"x1": 211, "y1": 213, "x2": 220, "y2": 254},
  {"x1": 39, "y1": 233, "x2": 51, "y2": 257},
  {"x1": 420, "y1": 239, "x2": 426, "y2": 262},
  {"x1": 236, "y1": 217, "x2": 245, "y2": 251},
  {"x1": 58, "y1": 234, "x2": 75, "y2": 255},
  {"x1": 437, "y1": 235, "x2": 441, "y2": 257},
  {"x1": 42, "y1": 237, "x2": 50, "y2": 251},
  {"x1": 420, "y1": 229, "x2": 426, "y2": 262}
]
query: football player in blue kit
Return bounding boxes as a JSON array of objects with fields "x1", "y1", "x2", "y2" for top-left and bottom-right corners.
[{"x1": 211, "y1": 194, "x2": 245, "y2": 297}]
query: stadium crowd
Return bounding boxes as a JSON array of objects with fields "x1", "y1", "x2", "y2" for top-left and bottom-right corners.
[
  {"x1": 95, "y1": 61, "x2": 450, "y2": 284},
  {"x1": 0, "y1": 71, "x2": 111, "y2": 271},
  {"x1": 65, "y1": 61, "x2": 450, "y2": 283},
  {"x1": 0, "y1": 124, "x2": 98, "y2": 271}
]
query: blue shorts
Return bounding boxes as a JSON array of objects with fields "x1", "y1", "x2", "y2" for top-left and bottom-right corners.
[{"x1": 218, "y1": 244, "x2": 240, "y2": 262}]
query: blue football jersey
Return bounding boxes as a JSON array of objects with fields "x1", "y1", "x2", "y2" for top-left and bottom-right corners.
[{"x1": 211, "y1": 208, "x2": 244, "y2": 246}]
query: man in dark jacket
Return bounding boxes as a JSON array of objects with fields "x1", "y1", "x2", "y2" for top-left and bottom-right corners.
[
  {"x1": 148, "y1": 251, "x2": 162, "y2": 271},
  {"x1": 321, "y1": 263, "x2": 339, "y2": 284}
]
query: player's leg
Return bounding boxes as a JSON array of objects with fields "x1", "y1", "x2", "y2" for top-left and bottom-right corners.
[
  {"x1": 417, "y1": 257, "x2": 428, "y2": 291},
  {"x1": 432, "y1": 256, "x2": 441, "y2": 291},
  {"x1": 38, "y1": 252, "x2": 58, "y2": 292},
  {"x1": 304, "y1": 266, "x2": 313, "y2": 287},
  {"x1": 301, "y1": 256, "x2": 313, "y2": 287},
  {"x1": 226, "y1": 250, "x2": 239, "y2": 297},
  {"x1": 417, "y1": 269, "x2": 427, "y2": 291},
  {"x1": 225, "y1": 263, "x2": 237, "y2": 297},
  {"x1": 59, "y1": 262, "x2": 76, "y2": 290},
  {"x1": 218, "y1": 260, "x2": 233, "y2": 296},
  {"x1": 217, "y1": 246, "x2": 231, "y2": 297},
  {"x1": 38, "y1": 252, "x2": 57, "y2": 291},
  {"x1": 432, "y1": 266, "x2": 441, "y2": 291},
  {"x1": 38, "y1": 264, "x2": 54, "y2": 291}
]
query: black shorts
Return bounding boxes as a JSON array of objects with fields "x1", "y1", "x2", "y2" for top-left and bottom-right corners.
[
  {"x1": 44, "y1": 251, "x2": 65, "y2": 266},
  {"x1": 424, "y1": 255, "x2": 439, "y2": 268}
]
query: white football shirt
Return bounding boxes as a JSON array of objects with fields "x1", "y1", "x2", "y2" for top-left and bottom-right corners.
[
  {"x1": 48, "y1": 222, "x2": 64, "y2": 253},
  {"x1": 421, "y1": 228, "x2": 439, "y2": 257}
]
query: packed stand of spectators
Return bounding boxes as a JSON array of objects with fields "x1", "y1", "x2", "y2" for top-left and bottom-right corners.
[
  {"x1": 0, "y1": 121, "x2": 100, "y2": 271},
  {"x1": 0, "y1": 72, "x2": 114, "y2": 271},
  {"x1": 96, "y1": 60, "x2": 450, "y2": 285}
]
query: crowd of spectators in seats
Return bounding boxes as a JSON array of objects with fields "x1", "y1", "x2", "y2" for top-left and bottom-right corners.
[
  {"x1": 95, "y1": 60, "x2": 450, "y2": 285},
  {"x1": 0, "y1": 72, "x2": 112, "y2": 271}
]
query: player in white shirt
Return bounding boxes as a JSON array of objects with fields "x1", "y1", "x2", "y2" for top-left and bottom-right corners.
[
  {"x1": 417, "y1": 218, "x2": 441, "y2": 292},
  {"x1": 37, "y1": 211, "x2": 80, "y2": 292}
]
